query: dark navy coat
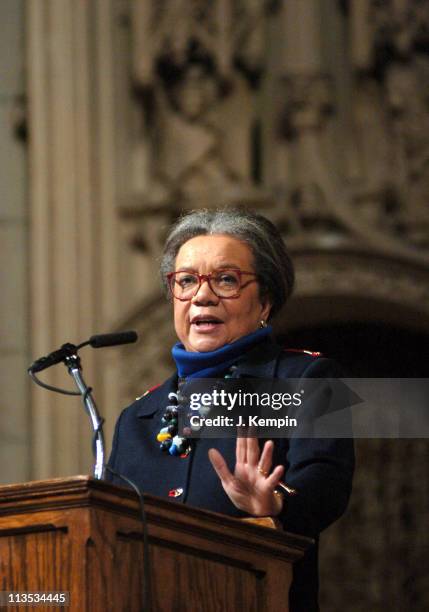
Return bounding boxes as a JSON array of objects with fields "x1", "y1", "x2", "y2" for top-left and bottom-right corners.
[{"x1": 107, "y1": 338, "x2": 354, "y2": 611}]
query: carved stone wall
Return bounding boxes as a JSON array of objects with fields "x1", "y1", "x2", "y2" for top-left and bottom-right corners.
[
  {"x1": 24, "y1": 0, "x2": 429, "y2": 610},
  {"x1": 320, "y1": 438, "x2": 429, "y2": 611}
]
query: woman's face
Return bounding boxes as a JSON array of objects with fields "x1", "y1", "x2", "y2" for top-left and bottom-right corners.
[{"x1": 173, "y1": 235, "x2": 271, "y2": 352}]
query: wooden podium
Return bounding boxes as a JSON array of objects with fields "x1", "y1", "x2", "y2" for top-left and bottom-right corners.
[{"x1": 0, "y1": 476, "x2": 312, "y2": 611}]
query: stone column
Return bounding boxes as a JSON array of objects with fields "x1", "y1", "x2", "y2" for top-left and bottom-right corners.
[
  {"x1": 26, "y1": 0, "x2": 123, "y2": 478},
  {"x1": 0, "y1": 0, "x2": 29, "y2": 484}
]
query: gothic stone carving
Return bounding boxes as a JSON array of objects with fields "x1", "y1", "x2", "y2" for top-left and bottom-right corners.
[
  {"x1": 129, "y1": 0, "x2": 276, "y2": 211},
  {"x1": 267, "y1": 0, "x2": 429, "y2": 263},
  {"x1": 345, "y1": 0, "x2": 429, "y2": 253}
]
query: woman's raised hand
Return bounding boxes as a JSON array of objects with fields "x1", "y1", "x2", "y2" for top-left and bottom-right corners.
[{"x1": 208, "y1": 438, "x2": 285, "y2": 517}]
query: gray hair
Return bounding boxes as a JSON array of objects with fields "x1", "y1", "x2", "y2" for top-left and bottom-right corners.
[{"x1": 160, "y1": 208, "x2": 295, "y2": 319}]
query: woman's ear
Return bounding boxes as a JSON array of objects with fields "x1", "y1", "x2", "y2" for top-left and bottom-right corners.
[{"x1": 260, "y1": 299, "x2": 272, "y2": 323}]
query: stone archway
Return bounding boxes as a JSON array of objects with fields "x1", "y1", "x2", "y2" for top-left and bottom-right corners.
[{"x1": 278, "y1": 249, "x2": 429, "y2": 333}]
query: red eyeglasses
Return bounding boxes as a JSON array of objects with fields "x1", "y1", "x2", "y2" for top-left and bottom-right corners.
[{"x1": 167, "y1": 269, "x2": 258, "y2": 301}]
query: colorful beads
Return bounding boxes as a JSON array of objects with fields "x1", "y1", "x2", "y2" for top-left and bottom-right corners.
[
  {"x1": 160, "y1": 439, "x2": 172, "y2": 451},
  {"x1": 157, "y1": 432, "x2": 172, "y2": 442},
  {"x1": 158, "y1": 390, "x2": 191, "y2": 455},
  {"x1": 158, "y1": 367, "x2": 237, "y2": 457},
  {"x1": 169, "y1": 435, "x2": 188, "y2": 456}
]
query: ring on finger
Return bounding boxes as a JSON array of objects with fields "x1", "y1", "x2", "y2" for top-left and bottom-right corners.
[{"x1": 257, "y1": 465, "x2": 269, "y2": 477}]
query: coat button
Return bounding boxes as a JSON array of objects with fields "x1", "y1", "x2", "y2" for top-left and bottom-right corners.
[{"x1": 168, "y1": 488, "x2": 184, "y2": 498}]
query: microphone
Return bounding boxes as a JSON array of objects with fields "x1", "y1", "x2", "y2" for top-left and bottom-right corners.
[
  {"x1": 28, "y1": 331, "x2": 138, "y2": 373},
  {"x1": 88, "y1": 331, "x2": 138, "y2": 348},
  {"x1": 28, "y1": 343, "x2": 77, "y2": 374}
]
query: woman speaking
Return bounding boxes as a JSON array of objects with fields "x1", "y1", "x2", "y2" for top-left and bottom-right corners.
[{"x1": 107, "y1": 208, "x2": 354, "y2": 611}]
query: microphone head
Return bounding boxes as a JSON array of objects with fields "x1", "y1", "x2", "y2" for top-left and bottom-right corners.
[{"x1": 89, "y1": 331, "x2": 138, "y2": 348}]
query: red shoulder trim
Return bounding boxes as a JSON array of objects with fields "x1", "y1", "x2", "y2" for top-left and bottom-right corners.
[
  {"x1": 147, "y1": 383, "x2": 162, "y2": 393},
  {"x1": 136, "y1": 383, "x2": 162, "y2": 400},
  {"x1": 284, "y1": 348, "x2": 323, "y2": 357}
]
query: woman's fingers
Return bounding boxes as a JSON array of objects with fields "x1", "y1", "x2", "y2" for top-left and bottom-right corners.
[
  {"x1": 246, "y1": 436, "x2": 260, "y2": 466},
  {"x1": 208, "y1": 448, "x2": 234, "y2": 486},
  {"x1": 265, "y1": 464, "x2": 285, "y2": 489},
  {"x1": 257, "y1": 440, "x2": 274, "y2": 474},
  {"x1": 236, "y1": 434, "x2": 247, "y2": 464}
]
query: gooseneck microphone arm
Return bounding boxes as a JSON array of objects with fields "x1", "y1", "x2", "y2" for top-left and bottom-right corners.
[
  {"x1": 28, "y1": 331, "x2": 138, "y2": 480},
  {"x1": 63, "y1": 351, "x2": 105, "y2": 480}
]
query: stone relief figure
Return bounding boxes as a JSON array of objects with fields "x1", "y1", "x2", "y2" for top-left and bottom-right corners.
[
  {"x1": 347, "y1": 0, "x2": 429, "y2": 252},
  {"x1": 130, "y1": 0, "x2": 274, "y2": 211},
  {"x1": 384, "y1": 58, "x2": 429, "y2": 248},
  {"x1": 154, "y1": 51, "x2": 247, "y2": 206}
]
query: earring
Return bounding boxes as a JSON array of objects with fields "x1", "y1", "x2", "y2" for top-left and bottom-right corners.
[{"x1": 260, "y1": 320, "x2": 267, "y2": 328}]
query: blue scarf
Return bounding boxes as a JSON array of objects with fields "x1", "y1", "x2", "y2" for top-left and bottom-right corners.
[{"x1": 172, "y1": 326, "x2": 272, "y2": 379}]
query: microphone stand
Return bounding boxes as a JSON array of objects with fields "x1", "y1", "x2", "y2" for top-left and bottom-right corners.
[
  {"x1": 63, "y1": 351, "x2": 105, "y2": 479},
  {"x1": 29, "y1": 332, "x2": 138, "y2": 481}
]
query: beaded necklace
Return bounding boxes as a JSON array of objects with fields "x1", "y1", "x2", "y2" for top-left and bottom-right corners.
[
  {"x1": 157, "y1": 367, "x2": 236, "y2": 457},
  {"x1": 160, "y1": 327, "x2": 272, "y2": 456},
  {"x1": 157, "y1": 378, "x2": 190, "y2": 456}
]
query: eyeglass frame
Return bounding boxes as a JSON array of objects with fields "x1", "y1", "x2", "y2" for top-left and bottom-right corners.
[{"x1": 166, "y1": 269, "x2": 259, "y2": 301}]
